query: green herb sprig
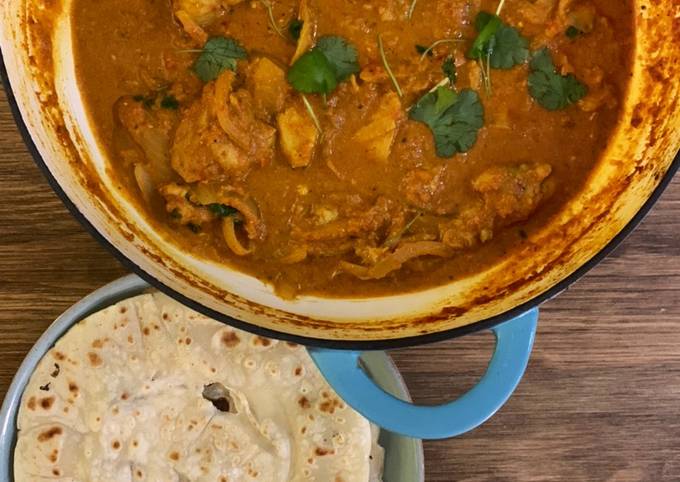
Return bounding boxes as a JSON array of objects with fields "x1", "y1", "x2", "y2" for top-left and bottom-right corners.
[
  {"x1": 378, "y1": 34, "x2": 403, "y2": 98},
  {"x1": 192, "y1": 37, "x2": 248, "y2": 82},
  {"x1": 442, "y1": 56, "x2": 457, "y2": 85},
  {"x1": 287, "y1": 36, "x2": 360, "y2": 94},
  {"x1": 409, "y1": 87, "x2": 484, "y2": 157},
  {"x1": 208, "y1": 204, "x2": 239, "y2": 218},
  {"x1": 289, "y1": 19, "x2": 304, "y2": 40},
  {"x1": 466, "y1": 4, "x2": 529, "y2": 95},
  {"x1": 528, "y1": 48, "x2": 587, "y2": 110}
]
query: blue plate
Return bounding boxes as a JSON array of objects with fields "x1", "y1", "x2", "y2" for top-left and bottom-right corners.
[{"x1": 0, "y1": 274, "x2": 424, "y2": 482}]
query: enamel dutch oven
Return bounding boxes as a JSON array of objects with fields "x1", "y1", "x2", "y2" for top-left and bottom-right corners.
[{"x1": 1, "y1": 0, "x2": 679, "y2": 439}]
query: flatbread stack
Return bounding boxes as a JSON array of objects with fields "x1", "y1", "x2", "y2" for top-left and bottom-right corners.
[{"x1": 15, "y1": 293, "x2": 384, "y2": 481}]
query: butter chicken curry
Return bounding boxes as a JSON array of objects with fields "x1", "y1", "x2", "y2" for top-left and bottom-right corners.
[{"x1": 73, "y1": 0, "x2": 634, "y2": 297}]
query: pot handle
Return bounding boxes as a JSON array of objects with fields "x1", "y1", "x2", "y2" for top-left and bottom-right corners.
[{"x1": 308, "y1": 309, "x2": 538, "y2": 440}]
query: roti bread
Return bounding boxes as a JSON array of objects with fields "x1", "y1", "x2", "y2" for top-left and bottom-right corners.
[{"x1": 15, "y1": 293, "x2": 384, "y2": 481}]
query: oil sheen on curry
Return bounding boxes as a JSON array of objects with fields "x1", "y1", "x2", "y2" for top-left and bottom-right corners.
[{"x1": 72, "y1": 0, "x2": 634, "y2": 297}]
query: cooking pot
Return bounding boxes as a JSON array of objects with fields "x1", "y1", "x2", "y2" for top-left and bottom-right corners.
[{"x1": 1, "y1": 0, "x2": 678, "y2": 439}]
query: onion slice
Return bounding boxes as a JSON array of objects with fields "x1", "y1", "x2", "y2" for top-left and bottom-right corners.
[
  {"x1": 133, "y1": 164, "x2": 156, "y2": 205},
  {"x1": 339, "y1": 241, "x2": 452, "y2": 280},
  {"x1": 279, "y1": 245, "x2": 308, "y2": 264},
  {"x1": 222, "y1": 217, "x2": 252, "y2": 256}
]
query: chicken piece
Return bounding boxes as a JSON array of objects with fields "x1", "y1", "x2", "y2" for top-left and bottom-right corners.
[
  {"x1": 359, "y1": 62, "x2": 434, "y2": 100},
  {"x1": 173, "y1": 0, "x2": 244, "y2": 28},
  {"x1": 214, "y1": 71, "x2": 277, "y2": 166},
  {"x1": 439, "y1": 163, "x2": 552, "y2": 249},
  {"x1": 565, "y1": 3, "x2": 596, "y2": 34},
  {"x1": 160, "y1": 183, "x2": 214, "y2": 226},
  {"x1": 439, "y1": 203, "x2": 495, "y2": 249},
  {"x1": 579, "y1": 84, "x2": 616, "y2": 112},
  {"x1": 293, "y1": 197, "x2": 395, "y2": 243},
  {"x1": 353, "y1": 92, "x2": 404, "y2": 162},
  {"x1": 401, "y1": 168, "x2": 447, "y2": 214},
  {"x1": 528, "y1": 0, "x2": 597, "y2": 41},
  {"x1": 245, "y1": 57, "x2": 291, "y2": 120},
  {"x1": 576, "y1": 64, "x2": 616, "y2": 112},
  {"x1": 171, "y1": 85, "x2": 249, "y2": 183},
  {"x1": 277, "y1": 102, "x2": 318, "y2": 168},
  {"x1": 171, "y1": 71, "x2": 275, "y2": 183},
  {"x1": 116, "y1": 96, "x2": 177, "y2": 186},
  {"x1": 517, "y1": 0, "x2": 558, "y2": 26},
  {"x1": 291, "y1": 0, "x2": 316, "y2": 64},
  {"x1": 173, "y1": 0, "x2": 245, "y2": 44},
  {"x1": 284, "y1": 195, "x2": 406, "y2": 260},
  {"x1": 175, "y1": 10, "x2": 208, "y2": 45},
  {"x1": 473, "y1": 163, "x2": 553, "y2": 222}
]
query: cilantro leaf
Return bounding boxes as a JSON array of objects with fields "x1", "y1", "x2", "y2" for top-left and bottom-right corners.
[
  {"x1": 410, "y1": 87, "x2": 484, "y2": 157},
  {"x1": 410, "y1": 87, "x2": 460, "y2": 123},
  {"x1": 287, "y1": 36, "x2": 359, "y2": 94},
  {"x1": 287, "y1": 49, "x2": 338, "y2": 94},
  {"x1": 442, "y1": 56, "x2": 457, "y2": 85},
  {"x1": 160, "y1": 95, "x2": 179, "y2": 110},
  {"x1": 528, "y1": 48, "x2": 588, "y2": 110},
  {"x1": 415, "y1": 44, "x2": 433, "y2": 56},
  {"x1": 289, "y1": 19, "x2": 303, "y2": 40},
  {"x1": 208, "y1": 204, "x2": 239, "y2": 218},
  {"x1": 434, "y1": 86, "x2": 458, "y2": 113},
  {"x1": 491, "y1": 24, "x2": 529, "y2": 68},
  {"x1": 315, "y1": 36, "x2": 360, "y2": 81},
  {"x1": 193, "y1": 37, "x2": 247, "y2": 82},
  {"x1": 468, "y1": 12, "x2": 501, "y2": 60},
  {"x1": 468, "y1": 12, "x2": 528, "y2": 69}
]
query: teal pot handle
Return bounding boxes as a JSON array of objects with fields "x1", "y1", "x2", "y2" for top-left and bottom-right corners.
[{"x1": 308, "y1": 309, "x2": 538, "y2": 440}]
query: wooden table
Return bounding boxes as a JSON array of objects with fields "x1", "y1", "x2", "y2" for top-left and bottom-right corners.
[{"x1": 1, "y1": 85, "x2": 678, "y2": 482}]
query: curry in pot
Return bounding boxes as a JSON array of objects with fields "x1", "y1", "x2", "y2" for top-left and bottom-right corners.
[{"x1": 73, "y1": 0, "x2": 634, "y2": 297}]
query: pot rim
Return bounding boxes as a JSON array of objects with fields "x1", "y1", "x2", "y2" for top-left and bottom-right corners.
[{"x1": 2, "y1": 48, "x2": 679, "y2": 350}]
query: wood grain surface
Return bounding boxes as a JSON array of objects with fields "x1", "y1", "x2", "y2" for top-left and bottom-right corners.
[{"x1": 0, "y1": 84, "x2": 679, "y2": 481}]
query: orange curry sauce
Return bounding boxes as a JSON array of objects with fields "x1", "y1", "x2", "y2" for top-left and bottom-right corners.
[{"x1": 72, "y1": 0, "x2": 634, "y2": 297}]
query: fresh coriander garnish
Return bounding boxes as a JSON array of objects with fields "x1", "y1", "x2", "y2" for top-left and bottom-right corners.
[
  {"x1": 259, "y1": 0, "x2": 285, "y2": 39},
  {"x1": 378, "y1": 34, "x2": 403, "y2": 98},
  {"x1": 565, "y1": 25, "x2": 583, "y2": 38},
  {"x1": 409, "y1": 87, "x2": 484, "y2": 157},
  {"x1": 288, "y1": 49, "x2": 338, "y2": 94},
  {"x1": 468, "y1": 12, "x2": 529, "y2": 69},
  {"x1": 315, "y1": 36, "x2": 360, "y2": 82},
  {"x1": 160, "y1": 95, "x2": 179, "y2": 110},
  {"x1": 289, "y1": 19, "x2": 303, "y2": 40},
  {"x1": 467, "y1": 12, "x2": 502, "y2": 61},
  {"x1": 442, "y1": 56, "x2": 457, "y2": 85},
  {"x1": 287, "y1": 36, "x2": 359, "y2": 95},
  {"x1": 301, "y1": 94, "x2": 323, "y2": 134},
  {"x1": 193, "y1": 37, "x2": 247, "y2": 82},
  {"x1": 528, "y1": 48, "x2": 588, "y2": 110},
  {"x1": 467, "y1": 11, "x2": 528, "y2": 94},
  {"x1": 407, "y1": 0, "x2": 418, "y2": 19},
  {"x1": 415, "y1": 44, "x2": 432, "y2": 57},
  {"x1": 208, "y1": 203, "x2": 239, "y2": 218},
  {"x1": 418, "y1": 38, "x2": 465, "y2": 62}
]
